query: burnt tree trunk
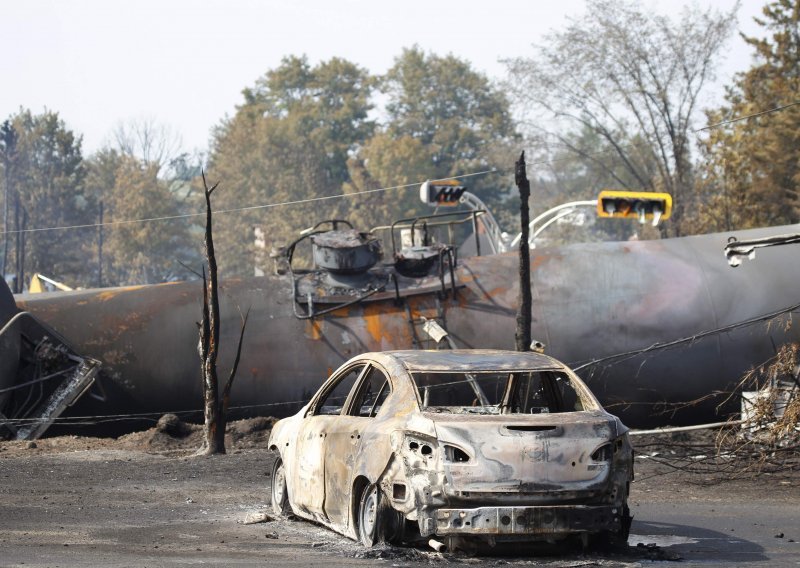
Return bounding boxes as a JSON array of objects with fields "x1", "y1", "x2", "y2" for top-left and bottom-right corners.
[
  {"x1": 514, "y1": 151, "x2": 532, "y2": 353},
  {"x1": 198, "y1": 173, "x2": 248, "y2": 456}
]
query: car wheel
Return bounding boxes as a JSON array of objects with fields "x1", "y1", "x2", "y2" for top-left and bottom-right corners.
[
  {"x1": 613, "y1": 502, "x2": 632, "y2": 545},
  {"x1": 357, "y1": 483, "x2": 403, "y2": 546},
  {"x1": 270, "y1": 457, "x2": 292, "y2": 517},
  {"x1": 594, "y1": 502, "x2": 631, "y2": 549}
]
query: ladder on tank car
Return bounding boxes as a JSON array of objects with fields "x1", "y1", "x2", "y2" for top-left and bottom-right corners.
[{"x1": 402, "y1": 296, "x2": 458, "y2": 350}]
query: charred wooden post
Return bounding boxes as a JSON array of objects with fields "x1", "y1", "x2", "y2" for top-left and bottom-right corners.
[
  {"x1": 198, "y1": 172, "x2": 248, "y2": 455},
  {"x1": 514, "y1": 151, "x2": 532, "y2": 353}
]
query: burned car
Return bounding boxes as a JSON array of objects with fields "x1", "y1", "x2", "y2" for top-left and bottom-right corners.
[{"x1": 268, "y1": 350, "x2": 633, "y2": 548}]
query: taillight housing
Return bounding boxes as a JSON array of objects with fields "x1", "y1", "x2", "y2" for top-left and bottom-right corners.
[
  {"x1": 443, "y1": 444, "x2": 471, "y2": 463},
  {"x1": 591, "y1": 437, "x2": 625, "y2": 462}
]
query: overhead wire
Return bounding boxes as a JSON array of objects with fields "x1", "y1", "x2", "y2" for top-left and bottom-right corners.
[
  {"x1": 0, "y1": 168, "x2": 497, "y2": 236},
  {"x1": 2, "y1": 102, "x2": 795, "y2": 237},
  {"x1": 694, "y1": 101, "x2": 800, "y2": 132},
  {"x1": 571, "y1": 299, "x2": 800, "y2": 372},
  {"x1": 0, "y1": 400, "x2": 311, "y2": 427}
]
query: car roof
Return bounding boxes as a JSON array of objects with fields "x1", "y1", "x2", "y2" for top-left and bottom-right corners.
[{"x1": 367, "y1": 349, "x2": 564, "y2": 372}]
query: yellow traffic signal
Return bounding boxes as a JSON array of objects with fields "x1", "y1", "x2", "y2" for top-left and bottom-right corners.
[
  {"x1": 597, "y1": 190, "x2": 672, "y2": 226},
  {"x1": 420, "y1": 179, "x2": 467, "y2": 206}
]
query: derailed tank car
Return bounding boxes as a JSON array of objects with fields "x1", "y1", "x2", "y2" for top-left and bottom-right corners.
[{"x1": 4, "y1": 199, "x2": 800, "y2": 432}]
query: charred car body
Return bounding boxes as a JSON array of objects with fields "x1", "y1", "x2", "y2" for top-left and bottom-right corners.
[{"x1": 268, "y1": 350, "x2": 633, "y2": 548}]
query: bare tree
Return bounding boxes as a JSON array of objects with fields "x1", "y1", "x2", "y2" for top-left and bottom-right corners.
[
  {"x1": 112, "y1": 117, "x2": 183, "y2": 173},
  {"x1": 505, "y1": 0, "x2": 737, "y2": 236},
  {"x1": 197, "y1": 172, "x2": 248, "y2": 455}
]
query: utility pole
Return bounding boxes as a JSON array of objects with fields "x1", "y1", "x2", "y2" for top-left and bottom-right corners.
[
  {"x1": 0, "y1": 121, "x2": 17, "y2": 282},
  {"x1": 97, "y1": 200, "x2": 104, "y2": 288}
]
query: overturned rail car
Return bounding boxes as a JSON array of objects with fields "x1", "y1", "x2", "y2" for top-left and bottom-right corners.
[{"x1": 2, "y1": 211, "x2": 800, "y2": 433}]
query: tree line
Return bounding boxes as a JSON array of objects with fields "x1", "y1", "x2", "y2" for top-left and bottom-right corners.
[{"x1": 0, "y1": 0, "x2": 797, "y2": 290}]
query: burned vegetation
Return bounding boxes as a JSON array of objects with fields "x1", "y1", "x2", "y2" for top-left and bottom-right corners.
[{"x1": 634, "y1": 341, "x2": 800, "y2": 482}]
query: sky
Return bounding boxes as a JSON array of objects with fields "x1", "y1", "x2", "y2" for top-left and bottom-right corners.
[{"x1": 1, "y1": 0, "x2": 763, "y2": 155}]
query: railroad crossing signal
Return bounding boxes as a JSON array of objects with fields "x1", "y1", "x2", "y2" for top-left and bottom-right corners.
[{"x1": 597, "y1": 190, "x2": 672, "y2": 226}]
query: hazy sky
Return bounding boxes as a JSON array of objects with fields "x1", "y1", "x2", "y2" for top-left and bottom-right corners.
[{"x1": 1, "y1": 0, "x2": 762, "y2": 155}]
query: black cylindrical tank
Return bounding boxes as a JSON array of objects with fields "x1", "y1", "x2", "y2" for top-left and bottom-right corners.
[{"x1": 14, "y1": 223, "x2": 800, "y2": 428}]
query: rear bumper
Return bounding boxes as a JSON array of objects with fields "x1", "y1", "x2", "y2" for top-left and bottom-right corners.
[{"x1": 433, "y1": 504, "x2": 624, "y2": 536}]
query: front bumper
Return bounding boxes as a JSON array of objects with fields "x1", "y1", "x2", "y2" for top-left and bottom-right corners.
[{"x1": 433, "y1": 504, "x2": 624, "y2": 536}]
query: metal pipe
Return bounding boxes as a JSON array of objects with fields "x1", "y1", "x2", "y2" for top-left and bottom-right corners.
[
  {"x1": 0, "y1": 310, "x2": 30, "y2": 338},
  {"x1": 629, "y1": 420, "x2": 744, "y2": 436},
  {"x1": 509, "y1": 200, "x2": 598, "y2": 248},
  {"x1": 530, "y1": 209, "x2": 576, "y2": 244}
]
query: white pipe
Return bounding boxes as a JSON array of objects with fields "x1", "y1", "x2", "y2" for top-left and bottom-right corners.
[
  {"x1": 629, "y1": 420, "x2": 744, "y2": 436},
  {"x1": 531, "y1": 209, "x2": 576, "y2": 243},
  {"x1": 509, "y1": 200, "x2": 598, "y2": 248},
  {"x1": 0, "y1": 311, "x2": 31, "y2": 338}
]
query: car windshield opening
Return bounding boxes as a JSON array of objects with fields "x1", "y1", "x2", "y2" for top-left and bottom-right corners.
[{"x1": 411, "y1": 370, "x2": 588, "y2": 414}]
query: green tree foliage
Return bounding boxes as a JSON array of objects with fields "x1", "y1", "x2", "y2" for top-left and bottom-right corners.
[
  {"x1": 0, "y1": 109, "x2": 90, "y2": 289},
  {"x1": 207, "y1": 56, "x2": 374, "y2": 275},
  {"x1": 699, "y1": 0, "x2": 800, "y2": 232},
  {"x1": 84, "y1": 150, "x2": 193, "y2": 286},
  {"x1": 352, "y1": 47, "x2": 518, "y2": 227},
  {"x1": 340, "y1": 132, "x2": 432, "y2": 232},
  {"x1": 505, "y1": 0, "x2": 737, "y2": 237},
  {"x1": 384, "y1": 47, "x2": 516, "y2": 172},
  {"x1": 207, "y1": 51, "x2": 521, "y2": 277}
]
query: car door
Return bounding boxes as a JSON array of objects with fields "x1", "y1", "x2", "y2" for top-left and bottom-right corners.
[
  {"x1": 293, "y1": 363, "x2": 366, "y2": 517},
  {"x1": 323, "y1": 364, "x2": 391, "y2": 527}
]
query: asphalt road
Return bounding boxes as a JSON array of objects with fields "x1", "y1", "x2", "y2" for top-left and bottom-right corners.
[
  {"x1": 0, "y1": 447, "x2": 797, "y2": 567},
  {"x1": 630, "y1": 501, "x2": 799, "y2": 566}
]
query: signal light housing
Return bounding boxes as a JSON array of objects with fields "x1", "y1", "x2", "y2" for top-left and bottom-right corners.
[
  {"x1": 420, "y1": 179, "x2": 467, "y2": 206},
  {"x1": 597, "y1": 190, "x2": 672, "y2": 226}
]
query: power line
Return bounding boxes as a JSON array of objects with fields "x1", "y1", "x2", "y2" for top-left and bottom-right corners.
[
  {"x1": 3, "y1": 102, "x2": 796, "y2": 238},
  {"x1": 0, "y1": 400, "x2": 309, "y2": 427},
  {"x1": 0, "y1": 169, "x2": 497, "y2": 237},
  {"x1": 571, "y1": 299, "x2": 800, "y2": 372},
  {"x1": 695, "y1": 101, "x2": 800, "y2": 132}
]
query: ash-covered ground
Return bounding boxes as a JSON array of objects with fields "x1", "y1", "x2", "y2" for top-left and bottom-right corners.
[{"x1": 0, "y1": 417, "x2": 798, "y2": 567}]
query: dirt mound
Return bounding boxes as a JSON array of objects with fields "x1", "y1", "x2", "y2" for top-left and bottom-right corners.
[{"x1": 0, "y1": 414, "x2": 278, "y2": 457}]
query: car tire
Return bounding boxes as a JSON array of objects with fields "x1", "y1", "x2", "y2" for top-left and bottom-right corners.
[
  {"x1": 594, "y1": 502, "x2": 631, "y2": 549},
  {"x1": 613, "y1": 502, "x2": 632, "y2": 545},
  {"x1": 357, "y1": 483, "x2": 403, "y2": 547},
  {"x1": 270, "y1": 457, "x2": 292, "y2": 517}
]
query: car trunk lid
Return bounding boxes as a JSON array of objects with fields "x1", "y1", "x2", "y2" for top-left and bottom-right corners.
[{"x1": 428, "y1": 411, "x2": 618, "y2": 495}]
